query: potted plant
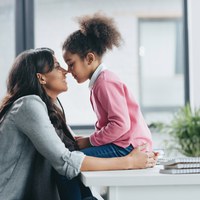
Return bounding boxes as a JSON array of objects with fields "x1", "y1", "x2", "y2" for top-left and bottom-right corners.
[{"x1": 152, "y1": 104, "x2": 200, "y2": 157}]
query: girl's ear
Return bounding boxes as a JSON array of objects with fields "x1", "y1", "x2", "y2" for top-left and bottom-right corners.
[
  {"x1": 36, "y1": 73, "x2": 47, "y2": 85},
  {"x1": 86, "y1": 52, "x2": 95, "y2": 65}
]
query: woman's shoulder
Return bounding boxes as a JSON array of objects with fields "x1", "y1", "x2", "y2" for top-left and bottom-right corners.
[
  {"x1": 15, "y1": 95, "x2": 44, "y2": 105},
  {"x1": 12, "y1": 95, "x2": 47, "y2": 114}
]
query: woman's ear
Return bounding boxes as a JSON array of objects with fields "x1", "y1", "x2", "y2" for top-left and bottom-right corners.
[
  {"x1": 36, "y1": 73, "x2": 46, "y2": 85},
  {"x1": 86, "y1": 52, "x2": 95, "y2": 65}
]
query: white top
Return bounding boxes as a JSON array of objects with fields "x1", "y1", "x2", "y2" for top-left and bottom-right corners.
[{"x1": 88, "y1": 63, "x2": 106, "y2": 90}]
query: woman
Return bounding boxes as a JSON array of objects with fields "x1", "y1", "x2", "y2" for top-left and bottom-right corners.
[{"x1": 0, "y1": 48, "x2": 157, "y2": 200}]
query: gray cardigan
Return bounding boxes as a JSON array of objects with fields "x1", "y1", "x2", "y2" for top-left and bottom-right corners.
[{"x1": 0, "y1": 95, "x2": 85, "y2": 200}]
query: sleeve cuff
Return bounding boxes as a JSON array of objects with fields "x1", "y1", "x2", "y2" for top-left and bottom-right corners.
[
  {"x1": 62, "y1": 151, "x2": 86, "y2": 180},
  {"x1": 89, "y1": 136, "x2": 95, "y2": 146}
]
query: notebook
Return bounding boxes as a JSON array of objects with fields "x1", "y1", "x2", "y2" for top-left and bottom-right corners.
[
  {"x1": 159, "y1": 157, "x2": 200, "y2": 166},
  {"x1": 164, "y1": 163, "x2": 200, "y2": 169},
  {"x1": 160, "y1": 168, "x2": 200, "y2": 174},
  {"x1": 159, "y1": 157, "x2": 200, "y2": 174}
]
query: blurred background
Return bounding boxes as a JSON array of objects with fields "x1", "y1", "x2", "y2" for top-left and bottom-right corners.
[{"x1": 1, "y1": 0, "x2": 200, "y2": 143}]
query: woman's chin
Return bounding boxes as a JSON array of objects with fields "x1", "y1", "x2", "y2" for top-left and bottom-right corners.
[
  {"x1": 60, "y1": 86, "x2": 68, "y2": 92},
  {"x1": 64, "y1": 86, "x2": 68, "y2": 91}
]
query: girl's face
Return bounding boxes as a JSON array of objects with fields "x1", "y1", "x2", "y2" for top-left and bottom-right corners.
[
  {"x1": 37, "y1": 56, "x2": 68, "y2": 100},
  {"x1": 62, "y1": 50, "x2": 95, "y2": 84}
]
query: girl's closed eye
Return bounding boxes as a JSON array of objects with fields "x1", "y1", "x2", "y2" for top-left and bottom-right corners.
[{"x1": 68, "y1": 63, "x2": 74, "y2": 69}]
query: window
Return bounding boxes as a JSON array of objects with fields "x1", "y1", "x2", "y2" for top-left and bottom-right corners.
[
  {"x1": 0, "y1": 0, "x2": 15, "y2": 99},
  {"x1": 138, "y1": 18, "x2": 185, "y2": 123}
]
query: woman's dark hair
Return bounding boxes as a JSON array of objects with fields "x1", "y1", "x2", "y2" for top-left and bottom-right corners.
[
  {"x1": 0, "y1": 48, "x2": 71, "y2": 137},
  {"x1": 62, "y1": 12, "x2": 122, "y2": 59}
]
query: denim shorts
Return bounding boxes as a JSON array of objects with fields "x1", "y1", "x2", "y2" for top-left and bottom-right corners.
[{"x1": 80, "y1": 143, "x2": 134, "y2": 158}]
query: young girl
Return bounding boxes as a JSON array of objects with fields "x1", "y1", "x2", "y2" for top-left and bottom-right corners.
[{"x1": 62, "y1": 13, "x2": 152, "y2": 158}]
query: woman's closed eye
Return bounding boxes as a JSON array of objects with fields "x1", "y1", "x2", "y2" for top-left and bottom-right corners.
[{"x1": 54, "y1": 63, "x2": 64, "y2": 71}]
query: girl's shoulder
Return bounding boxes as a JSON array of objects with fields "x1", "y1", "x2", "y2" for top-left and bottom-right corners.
[
  {"x1": 99, "y1": 70, "x2": 120, "y2": 81},
  {"x1": 95, "y1": 70, "x2": 121, "y2": 87}
]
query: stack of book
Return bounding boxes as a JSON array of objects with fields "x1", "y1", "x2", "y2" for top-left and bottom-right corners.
[{"x1": 159, "y1": 157, "x2": 200, "y2": 174}]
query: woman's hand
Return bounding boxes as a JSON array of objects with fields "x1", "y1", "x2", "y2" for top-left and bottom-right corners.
[
  {"x1": 80, "y1": 144, "x2": 159, "y2": 171},
  {"x1": 127, "y1": 144, "x2": 159, "y2": 169},
  {"x1": 76, "y1": 137, "x2": 92, "y2": 149}
]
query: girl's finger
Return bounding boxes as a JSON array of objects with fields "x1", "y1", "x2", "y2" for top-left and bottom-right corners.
[{"x1": 137, "y1": 143, "x2": 147, "y2": 151}]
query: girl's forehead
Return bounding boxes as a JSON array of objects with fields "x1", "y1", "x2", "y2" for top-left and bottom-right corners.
[
  {"x1": 63, "y1": 51, "x2": 72, "y2": 57},
  {"x1": 66, "y1": 52, "x2": 81, "y2": 60}
]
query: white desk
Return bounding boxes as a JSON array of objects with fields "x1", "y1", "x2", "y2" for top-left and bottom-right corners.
[{"x1": 81, "y1": 166, "x2": 200, "y2": 200}]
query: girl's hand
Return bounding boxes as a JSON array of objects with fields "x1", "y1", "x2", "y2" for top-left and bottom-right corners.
[
  {"x1": 127, "y1": 144, "x2": 158, "y2": 169},
  {"x1": 76, "y1": 137, "x2": 92, "y2": 149}
]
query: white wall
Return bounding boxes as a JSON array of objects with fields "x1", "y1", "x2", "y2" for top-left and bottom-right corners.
[{"x1": 188, "y1": 0, "x2": 200, "y2": 108}]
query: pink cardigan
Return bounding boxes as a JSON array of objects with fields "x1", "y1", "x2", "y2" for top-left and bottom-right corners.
[{"x1": 89, "y1": 70, "x2": 152, "y2": 151}]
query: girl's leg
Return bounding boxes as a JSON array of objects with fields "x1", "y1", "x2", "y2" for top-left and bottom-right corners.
[{"x1": 81, "y1": 143, "x2": 133, "y2": 158}]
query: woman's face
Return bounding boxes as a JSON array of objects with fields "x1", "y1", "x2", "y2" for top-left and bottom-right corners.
[
  {"x1": 39, "y1": 56, "x2": 68, "y2": 99},
  {"x1": 62, "y1": 50, "x2": 93, "y2": 83}
]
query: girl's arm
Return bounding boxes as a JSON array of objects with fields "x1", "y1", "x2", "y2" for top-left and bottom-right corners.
[{"x1": 90, "y1": 80, "x2": 134, "y2": 146}]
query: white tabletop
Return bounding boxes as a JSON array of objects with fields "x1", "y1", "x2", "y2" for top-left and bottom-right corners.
[{"x1": 81, "y1": 165, "x2": 200, "y2": 187}]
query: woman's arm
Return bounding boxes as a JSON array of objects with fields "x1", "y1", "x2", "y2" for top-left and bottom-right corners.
[
  {"x1": 81, "y1": 145, "x2": 158, "y2": 171},
  {"x1": 14, "y1": 95, "x2": 85, "y2": 179}
]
